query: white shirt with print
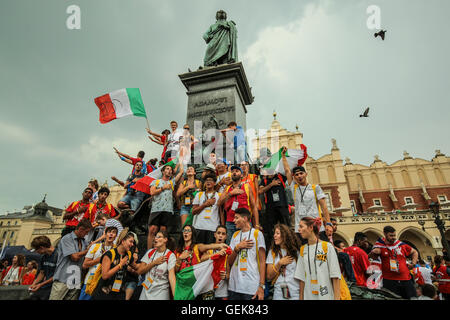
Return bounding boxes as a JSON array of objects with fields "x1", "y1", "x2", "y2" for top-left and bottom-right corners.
[
  {"x1": 229, "y1": 228, "x2": 266, "y2": 295},
  {"x1": 139, "y1": 248, "x2": 176, "y2": 300},
  {"x1": 289, "y1": 182, "x2": 326, "y2": 233},
  {"x1": 192, "y1": 191, "x2": 220, "y2": 232},
  {"x1": 84, "y1": 243, "x2": 112, "y2": 285},
  {"x1": 266, "y1": 248, "x2": 300, "y2": 300},
  {"x1": 294, "y1": 241, "x2": 341, "y2": 300}
]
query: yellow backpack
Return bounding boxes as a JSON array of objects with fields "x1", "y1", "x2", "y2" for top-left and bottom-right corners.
[
  {"x1": 155, "y1": 179, "x2": 174, "y2": 190},
  {"x1": 84, "y1": 247, "x2": 131, "y2": 296},
  {"x1": 300, "y1": 241, "x2": 351, "y2": 300}
]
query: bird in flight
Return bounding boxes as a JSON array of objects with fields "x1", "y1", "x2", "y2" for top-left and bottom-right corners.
[
  {"x1": 360, "y1": 107, "x2": 370, "y2": 117},
  {"x1": 374, "y1": 30, "x2": 387, "y2": 40}
]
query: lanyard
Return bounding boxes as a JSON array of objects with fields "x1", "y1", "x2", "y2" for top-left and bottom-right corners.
[
  {"x1": 151, "y1": 249, "x2": 167, "y2": 277},
  {"x1": 299, "y1": 184, "x2": 309, "y2": 203},
  {"x1": 239, "y1": 228, "x2": 253, "y2": 243},
  {"x1": 307, "y1": 240, "x2": 319, "y2": 279}
]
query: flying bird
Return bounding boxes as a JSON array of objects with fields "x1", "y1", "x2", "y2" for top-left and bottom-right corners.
[
  {"x1": 359, "y1": 107, "x2": 370, "y2": 117},
  {"x1": 374, "y1": 30, "x2": 386, "y2": 40}
]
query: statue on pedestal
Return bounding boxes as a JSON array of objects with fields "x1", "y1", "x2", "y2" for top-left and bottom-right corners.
[{"x1": 203, "y1": 10, "x2": 238, "y2": 66}]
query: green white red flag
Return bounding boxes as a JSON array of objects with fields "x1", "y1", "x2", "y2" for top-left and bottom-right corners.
[
  {"x1": 174, "y1": 248, "x2": 232, "y2": 300},
  {"x1": 131, "y1": 157, "x2": 178, "y2": 195},
  {"x1": 261, "y1": 145, "x2": 308, "y2": 175},
  {"x1": 94, "y1": 88, "x2": 147, "y2": 124}
]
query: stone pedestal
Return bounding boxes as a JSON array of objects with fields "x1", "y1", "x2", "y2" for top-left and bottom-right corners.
[{"x1": 179, "y1": 62, "x2": 254, "y2": 142}]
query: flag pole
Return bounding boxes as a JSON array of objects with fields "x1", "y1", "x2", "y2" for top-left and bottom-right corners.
[{"x1": 145, "y1": 116, "x2": 150, "y2": 130}]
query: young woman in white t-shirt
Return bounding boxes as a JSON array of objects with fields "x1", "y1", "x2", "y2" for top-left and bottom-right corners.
[
  {"x1": 295, "y1": 217, "x2": 341, "y2": 300},
  {"x1": 266, "y1": 224, "x2": 301, "y2": 300},
  {"x1": 138, "y1": 230, "x2": 176, "y2": 300},
  {"x1": 1, "y1": 254, "x2": 25, "y2": 286}
]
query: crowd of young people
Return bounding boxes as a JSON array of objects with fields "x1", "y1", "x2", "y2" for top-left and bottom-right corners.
[{"x1": 2, "y1": 120, "x2": 448, "y2": 301}]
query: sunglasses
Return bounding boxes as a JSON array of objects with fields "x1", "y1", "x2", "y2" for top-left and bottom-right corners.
[{"x1": 182, "y1": 229, "x2": 192, "y2": 233}]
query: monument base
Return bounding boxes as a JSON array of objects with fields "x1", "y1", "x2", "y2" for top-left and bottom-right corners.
[{"x1": 179, "y1": 62, "x2": 254, "y2": 164}]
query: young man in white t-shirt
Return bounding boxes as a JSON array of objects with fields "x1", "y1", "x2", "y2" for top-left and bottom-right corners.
[
  {"x1": 164, "y1": 121, "x2": 183, "y2": 163},
  {"x1": 192, "y1": 173, "x2": 222, "y2": 244},
  {"x1": 227, "y1": 208, "x2": 266, "y2": 300},
  {"x1": 281, "y1": 146, "x2": 333, "y2": 245}
]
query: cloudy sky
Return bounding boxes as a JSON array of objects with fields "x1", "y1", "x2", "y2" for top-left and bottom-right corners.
[{"x1": 1, "y1": 0, "x2": 449, "y2": 213}]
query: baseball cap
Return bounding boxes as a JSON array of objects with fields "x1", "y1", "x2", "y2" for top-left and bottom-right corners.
[
  {"x1": 205, "y1": 163, "x2": 216, "y2": 171},
  {"x1": 292, "y1": 166, "x2": 306, "y2": 174},
  {"x1": 230, "y1": 165, "x2": 243, "y2": 174}
]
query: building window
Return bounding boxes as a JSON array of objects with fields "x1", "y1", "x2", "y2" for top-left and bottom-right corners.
[
  {"x1": 6, "y1": 221, "x2": 10, "y2": 226},
  {"x1": 10, "y1": 231, "x2": 14, "y2": 238},
  {"x1": 2, "y1": 231, "x2": 6, "y2": 239},
  {"x1": 373, "y1": 199, "x2": 382, "y2": 206},
  {"x1": 324, "y1": 193, "x2": 333, "y2": 211},
  {"x1": 14, "y1": 221, "x2": 18, "y2": 225},
  {"x1": 0, "y1": 221, "x2": 2, "y2": 226},
  {"x1": 405, "y1": 197, "x2": 413, "y2": 204},
  {"x1": 438, "y1": 195, "x2": 447, "y2": 203},
  {"x1": 350, "y1": 200, "x2": 357, "y2": 213}
]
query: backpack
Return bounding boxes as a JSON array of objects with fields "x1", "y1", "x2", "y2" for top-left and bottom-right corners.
[
  {"x1": 155, "y1": 179, "x2": 174, "y2": 191},
  {"x1": 293, "y1": 184, "x2": 322, "y2": 219},
  {"x1": 84, "y1": 247, "x2": 131, "y2": 296},
  {"x1": 300, "y1": 241, "x2": 351, "y2": 300}
]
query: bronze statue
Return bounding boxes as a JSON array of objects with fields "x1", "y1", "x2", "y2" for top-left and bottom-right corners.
[{"x1": 203, "y1": 10, "x2": 238, "y2": 67}]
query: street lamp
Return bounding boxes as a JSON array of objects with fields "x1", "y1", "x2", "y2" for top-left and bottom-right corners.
[{"x1": 429, "y1": 201, "x2": 450, "y2": 257}]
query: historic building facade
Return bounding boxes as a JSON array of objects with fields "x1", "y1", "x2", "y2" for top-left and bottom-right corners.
[
  {"x1": 0, "y1": 197, "x2": 64, "y2": 249},
  {"x1": 252, "y1": 113, "x2": 450, "y2": 259}
]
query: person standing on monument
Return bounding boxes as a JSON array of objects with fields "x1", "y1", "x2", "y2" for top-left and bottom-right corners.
[
  {"x1": 221, "y1": 122, "x2": 247, "y2": 164},
  {"x1": 164, "y1": 121, "x2": 183, "y2": 163},
  {"x1": 203, "y1": 10, "x2": 238, "y2": 67},
  {"x1": 281, "y1": 147, "x2": 333, "y2": 245}
]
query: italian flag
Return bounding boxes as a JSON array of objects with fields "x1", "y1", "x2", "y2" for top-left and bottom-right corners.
[
  {"x1": 94, "y1": 88, "x2": 147, "y2": 124},
  {"x1": 131, "y1": 157, "x2": 178, "y2": 195},
  {"x1": 261, "y1": 145, "x2": 308, "y2": 175},
  {"x1": 174, "y1": 248, "x2": 231, "y2": 300}
]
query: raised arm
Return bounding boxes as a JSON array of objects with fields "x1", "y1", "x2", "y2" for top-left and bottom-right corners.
[
  {"x1": 148, "y1": 136, "x2": 163, "y2": 145},
  {"x1": 281, "y1": 147, "x2": 292, "y2": 185},
  {"x1": 174, "y1": 163, "x2": 184, "y2": 184},
  {"x1": 146, "y1": 128, "x2": 163, "y2": 139}
]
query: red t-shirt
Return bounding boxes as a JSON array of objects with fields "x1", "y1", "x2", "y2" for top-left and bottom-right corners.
[
  {"x1": 161, "y1": 135, "x2": 167, "y2": 160},
  {"x1": 434, "y1": 265, "x2": 450, "y2": 294},
  {"x1": 224, "y1": 184, "x2": 250, "y2": 222},
  {"x1": 83, "y1": 202, "x2": 116, "y2": 223},
  {"x1": 344, "y1": 245, "x2": 370, "y2": 286},
  {"x1": 64, "y1": 201, "x2": 91, "y2": 227},
  {"x1": 22, "y1": 271, "x2": 36, "y2": 285},
  {"x1": 373, "y1": 239, "x2": 412, "y2": 281}
]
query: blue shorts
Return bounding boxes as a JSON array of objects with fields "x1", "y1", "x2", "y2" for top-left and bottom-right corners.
[
  {"x1": 125, "y1": 282, "x2": 137, "y2": 291},
  {"x1": 120, "y1": 191, "x2": 145, "y2": 211},
  {"x1": 180, "y1": 205, "x2": 192, "y2": 216}
]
